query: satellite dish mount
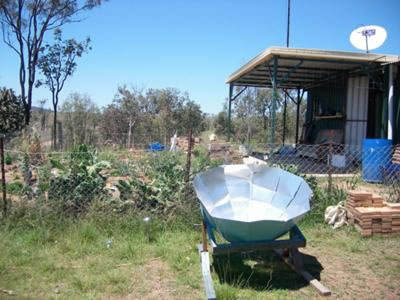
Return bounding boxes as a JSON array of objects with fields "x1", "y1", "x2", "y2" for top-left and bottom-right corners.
[
  {"x1": 350, "y1": 25, "x2": 387, "y2": 53},
  {"x1": 361, "y1": 28, "x2": 376, "y2": 53}
]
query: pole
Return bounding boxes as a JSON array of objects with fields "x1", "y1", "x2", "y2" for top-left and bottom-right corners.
[
  {"x1": 184, "y1": 129, "x2": 193, "y2": 199},
  {"x1": 227, "y1": 85, "x2": 233, "y2": 142},
  {"x1": 328, "y1": 130, "x2": 333, "y2": 195},
  {"x1": 296, "y1": 88, "x2": 301, "y2": 144},
  {"x1": 286, "y1": 0, "x2": 291, "y2": 47},
  {"x1": 283, "y1": 93, "x2": 287, "y2": 144},
  {"x1": 202, "y1": 220, "x2": 208, "y2": 252},
  {"x1": 0, "y1": 134, "x2": 6, "y2": 217},
  {"x1": 388, "y1": 64, "x2": 394, "y2": 140},
  {"x1": 270, "y1": 57, "x2": 278, "y2": 144}
]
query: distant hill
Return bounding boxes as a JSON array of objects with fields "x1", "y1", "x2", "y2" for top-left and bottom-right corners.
[{"x1": 31, "y1": 106, "x2": 52, "y2": 112}]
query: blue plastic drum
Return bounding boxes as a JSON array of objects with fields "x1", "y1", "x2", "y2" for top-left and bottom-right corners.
[{"x1": 362, "y1": 139, "x2": 392, "y2": 183}]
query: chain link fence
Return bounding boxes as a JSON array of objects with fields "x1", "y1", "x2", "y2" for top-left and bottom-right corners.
[{"x1": 1, "y1": 141, "x2": 399, "y2": 219}]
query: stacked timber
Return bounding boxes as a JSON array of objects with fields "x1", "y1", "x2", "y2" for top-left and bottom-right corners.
[
  {"x1": 208, "y1": 143, "x2": 242, "y2": 163},
  {"x1": 392, "y1": 145, "x2": 400, "y2": 164},
  {"x1": 177, "y1": 136, "x2": 200, "y2": 152},
  {"x1": 346, "y1": 191, "x2": 400, "y2": 237}
]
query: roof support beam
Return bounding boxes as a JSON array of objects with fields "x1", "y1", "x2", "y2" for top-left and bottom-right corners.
[
  {"x1": 256, "y1": 65, "x2": 347, "y2": 73},
  {"x1": 231, "y1": 86, "x2": 248, "y2": 101},
  {"x1": 227, "y1": 84, "x2": 233, "y2": 141},
  {"x1": 270, "y1": 56, "x2": 278, "y2": 144},
  {"x1": 277, "y1": 56, "x2": 372, "y2": 65},
  {"x1": 227, "y1": 85, "x2": 248, "y2": 142},
  {"x1": 241, "y1": 75, "x2": 318, "y2": 82}
]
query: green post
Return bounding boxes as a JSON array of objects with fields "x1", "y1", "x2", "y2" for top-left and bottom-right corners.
[
  {"x1": 295, "y1": 88, "x2": 301, "y2": 144},
  {"x1": 227, "y1": 84, "x2": 233, "y2": 141},
  {"x1": 270, "y1": 56, "x2": 278, "y2": 144}
]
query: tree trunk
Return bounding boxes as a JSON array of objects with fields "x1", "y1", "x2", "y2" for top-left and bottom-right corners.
[
  {"x1": 41, "y1": 112, "x2": 46, "y2": 131},
  {"x1": 247, "y1": 120, "x2": 251, "y2": 145},
  {"x1": 127, "y1": 118, "x2": 132, "y2": 149},
  {"x1": 57, "y1": 121, "x2": 63, "y2": 149},
  {"x1": 24, "y1": 104, "x2": 31, "y2": 125},
  {"x1": 53, "y1": 106, "x2": 57, "y2": 150}
]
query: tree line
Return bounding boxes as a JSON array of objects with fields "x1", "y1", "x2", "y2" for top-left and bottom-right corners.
[
  {"x1": 30, "y1": 86, "x2": 206, "y2": 149},
  {"x1": 214, "y1": 87, "x2": 306, "y2": 145}
]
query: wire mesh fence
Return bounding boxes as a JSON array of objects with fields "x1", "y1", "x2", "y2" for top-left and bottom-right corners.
[{"x1": 1, "y1": 141, "x2": 399, "y2": 219}]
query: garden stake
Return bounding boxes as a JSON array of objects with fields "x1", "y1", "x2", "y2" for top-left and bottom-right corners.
[{"x1": 0, "y1": 134, "x2": 6, "y2": 217}]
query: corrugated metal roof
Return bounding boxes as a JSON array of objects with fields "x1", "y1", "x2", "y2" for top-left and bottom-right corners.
[{"x1": 226, "y1": 46, "x2": 400, "y2": 89}]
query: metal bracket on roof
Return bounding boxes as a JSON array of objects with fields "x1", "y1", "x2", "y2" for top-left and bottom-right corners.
[
  {"x1": 283, "y1": 88, "x2": 304, "y2": 105},
  {"x1": 359, "y1": 64, "x2": 383, "y2": 90},
  {"x1": 304, "y1": 70, "x2": 347, "y2": 89},
  {"x1": 230, "y1": 86, "x2": 248, "y2": 102},
  {"x1": 280, "y1": 56, "x2": 371, "y2": 65},
  {"x1": 267, "y1": 62, "x2": 274, "y2": 86},
  {"x1": 279, "y1": 60, "x2": 304, "y2": 86}
]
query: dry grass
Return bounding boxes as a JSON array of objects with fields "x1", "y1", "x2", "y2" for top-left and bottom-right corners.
[{"x1": 0, "y1": 216, "x2": 399, "y2": 300}]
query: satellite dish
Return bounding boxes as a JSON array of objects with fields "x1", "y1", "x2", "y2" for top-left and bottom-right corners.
[{"x1": 350, "y1": 25, "x2": 387, "y2": 53}]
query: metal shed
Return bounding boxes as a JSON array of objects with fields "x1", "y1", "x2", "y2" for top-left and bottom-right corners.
[{"x1": 226, "y1": 46, "x2": 400, "y2": 147}]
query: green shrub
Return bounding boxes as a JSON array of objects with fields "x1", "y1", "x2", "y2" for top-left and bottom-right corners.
[
  {"x1": 37, "y1": 162, "x2": 52, "y2": 193},
  {"x1": 112, "y1": 160, "x2": 135, "y2": 177},
  {"x1": 192, "y1": 145, "x2": 223, "y2": 173},
  {"x1": 117, "y1": 152, "x2": 185, "y2": 213},
  {"x1": 5, "y1": 152, "x2": 13, "y2": 165},
  {"x1": 48, "y1": 145, "x2": 110, "y2": 215},
  {"x1": 0, "y1": 181, "x2": 23, "y2": 195}
]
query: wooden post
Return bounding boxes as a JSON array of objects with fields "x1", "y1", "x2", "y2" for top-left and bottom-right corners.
[
  {"x1": 0, "y1": 134, "x2": 7, "y2": 217},
  {"x1": 202, "y1": 220, "x2": 208, "y2": 252}
]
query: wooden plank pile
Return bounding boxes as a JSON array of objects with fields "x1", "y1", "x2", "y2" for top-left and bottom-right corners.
[
  {"x1": 208, "y1": 143, "x2": 242, "y2": 163},
  {"x1": 177, "y1": 136, "x2": 200, "y2": 152},
  {"x1": 346, "y1": 191, "x2": 400, "y2": 237},
  {"x1": 392, "y1": 145, "x2": 400, "y2": 164}
]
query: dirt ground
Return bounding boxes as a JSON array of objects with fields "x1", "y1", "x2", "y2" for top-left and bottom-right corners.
[{"x1": 109, "y1": 258, "x2": 200, "y2": 300}]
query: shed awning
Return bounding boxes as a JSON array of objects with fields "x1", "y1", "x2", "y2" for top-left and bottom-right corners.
[{"x1": 226, "y1": 47, "x2": 400, "y2": 89}]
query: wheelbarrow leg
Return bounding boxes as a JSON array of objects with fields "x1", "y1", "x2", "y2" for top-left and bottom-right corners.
[
  {"x1": 289, "y1": 248, "x2": 304, "y2": 270},
  {"x1": 198, "y1": 221, "x2": 216, "y2": 300},
  {"x1": 275, "y1": 248, "x2": 331, "y2": 296}
]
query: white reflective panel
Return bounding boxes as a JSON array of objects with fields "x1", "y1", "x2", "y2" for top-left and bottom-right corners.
[{"x1": 194, "y1": 165, "x2": 312, "y2": 223}]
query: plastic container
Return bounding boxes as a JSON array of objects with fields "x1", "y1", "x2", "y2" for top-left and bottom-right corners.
[
  {"x1": 362, "y1": 139, "x2": 392, "y2": 183},
  {"x1": 147, "y1": 142, "x2": 165, "y2": 152}
]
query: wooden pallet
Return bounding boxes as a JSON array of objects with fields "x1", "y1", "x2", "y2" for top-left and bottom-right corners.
[
  {"x1": 346, "y1": 191, "x2": 400, "y2": 237},
  {"x1": 392, "y1": 145, "x2": 400, "y2": 165}
]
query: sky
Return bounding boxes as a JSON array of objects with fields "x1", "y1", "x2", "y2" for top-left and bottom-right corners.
[{"x1": 0, "y1": 0, "x2": 399, "y2": 114}]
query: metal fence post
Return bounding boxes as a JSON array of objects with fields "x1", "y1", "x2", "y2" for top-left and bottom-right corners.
[
  {"x1": 185, "y1": 129, "x2": 193, "y2": 198},
  {"x1": 0, "y1": 134, "x2": 7, "y2": 217},
  {"x1": 328, "y1": 131, "x2": 333, "y2": 195}
]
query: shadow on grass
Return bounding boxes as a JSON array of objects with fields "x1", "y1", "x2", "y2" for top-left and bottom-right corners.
[{"x1": 212, "y1": 249, "x2": 323, "y2": 291}]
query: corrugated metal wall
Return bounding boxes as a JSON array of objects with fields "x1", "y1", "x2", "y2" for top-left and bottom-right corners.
[{"x1": 345, "y1": 76, "x2": 369, "y2": 150}]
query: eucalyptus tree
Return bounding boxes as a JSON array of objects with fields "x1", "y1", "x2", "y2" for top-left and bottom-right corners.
[
  {"x1": 61, "y1": 93, "x2": 99, "y2": 148},
  {"x1": 36, "y1": 28, "x2": 91, "y2": 149},
  {"x1": 177, "y1": 99, "x2": 205, "y2": 136},
  {"x1": 0, "y1": 87, "x2": 25, "y2": 135},
  {"x1": 235, "y1": 88, "x2": 259, "y2": 144},
  {"x1": 114, "y1": 86, "x2": 145, "y2": 148},
  {"x1": 0, "y1": 0, "x2": 104, "y2": 125}
]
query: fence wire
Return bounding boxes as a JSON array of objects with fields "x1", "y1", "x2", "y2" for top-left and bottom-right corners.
[{"x1": 1, "y1": 142, "x2": 399, "y2": 218}]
